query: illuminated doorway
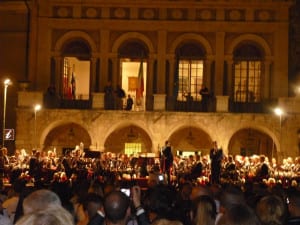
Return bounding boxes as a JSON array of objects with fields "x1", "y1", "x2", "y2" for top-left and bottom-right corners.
[
  {"x1": 121, "y1": 60, "x2": 147, "y2": 111},
  {"x1": 63, "y1": 57, "x2": 90, "y2": 100}
]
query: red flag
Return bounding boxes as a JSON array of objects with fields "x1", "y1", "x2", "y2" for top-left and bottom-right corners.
[{"x1": 136, "y1": 61, "x2": 144, "y2": 105}]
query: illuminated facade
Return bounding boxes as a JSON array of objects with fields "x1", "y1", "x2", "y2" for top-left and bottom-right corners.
[{"x1": 0, "y1": 0, "x2": 300, "y2": 161}]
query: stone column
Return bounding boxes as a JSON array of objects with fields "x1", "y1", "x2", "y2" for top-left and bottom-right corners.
[
  {"x1": 147, "y1": 57, "x2": 154, "y2": 97},
  {"x1": 54, "y1": 56, "x2": 62, "y2": 96},
  {"x1": 216, "y1": 95, "x2": 229, "y2": 112},
  {"x1": 263, "y1": 60, "x2": 272, "y2": 100},
  {"x1": 214, "y1": 32, "x2": 225, "y2": 96},
  {"x1": 100, "y1": 30, "x2": 110, "y2": 91},
  {"x1": 226, "y1": 60, "x2": 233, "y2": 96},
  {"x1": 204, "y1": 59, "x2": 212, "y2": 90},
  {"x1": 153, "y1": 94, "x2": 166, "y2": 111},
  {"x1": 90, "y1": 57, "x2": 97, "y2": 92},
  {"x1": 156, "y1": 30, "x2": 167, "y2": 94},
  {"x1": 166, "y1": 57, "x2": 176, "y2": 110},
  {"x1": 168, "y1": 57, "x2": 175, "y2": 96},
  {"x1": 111, "y1": 56, "x2": 119, "y2": 88}
]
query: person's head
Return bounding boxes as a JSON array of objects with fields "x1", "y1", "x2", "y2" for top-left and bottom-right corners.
[
  {"x1": 83, "y1": 193, "x2": 104, "y2": 219},
  {"x1": 218, "y1": 204, "x2": 261, "y2": 225},
  {"x1": 219, "y1": 185, "x2": 245, "y2": 213},
  {"x1": 287, "y1": 188, "x2": 300, "y2": 217},
  {"x1": 260, "y1": 155, "x2": 266, "y2": 163},
  {"x1": 103, "y1": 191, "x2": 131, "y2": 224},
  {"x1": 190, "y1": 184, "x2": 212, "y2": 200},
  {"x1": 191, "y1": 195, "x2": 216, "y2": 225},
  {"x1": 15, "y1": 208, "x2": 74, "y2": 225},
  {"x1": 146, "y1": 184, "x2": 176, "y2": 221},
  {"x1": 256, "y1": 195, "x2": 286, "y2": 225},
  {"x1": 151, "y1": 218, "x2": 183, "y2": 225},
  {"x1": 23, "y1": 189, "x2": 62, "y2": 214}
]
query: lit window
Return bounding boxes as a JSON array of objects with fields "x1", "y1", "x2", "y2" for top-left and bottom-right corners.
[
  {"x1": 125, "y1": 143, "x2": 142, "y2": 155},
  {"x1": 234, "y1": 61, "x2": 261, "y2": 102},
  {"x1": 177, "y1": 60, "x2": 203, "y2": 101}
]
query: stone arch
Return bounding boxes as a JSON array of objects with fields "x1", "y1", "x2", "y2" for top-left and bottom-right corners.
[
  {"x1": 111, "y1": 32, "x2": 155, "y2": 54},
  {"x1": 40, "y1": 119, "x2": 92, "y2": 154},
  {"x1": 169, "y1": 33, "x2": 213, "y2": 56},
  {"x1": 227, "y1": 124, "x2": 280, "y2": 159},
  {"x1": 54, "y1": 31, "x2": 97, "y2": 54},
  {"x1": 103, "y1": 120, "x2": 154, "y2": 153},
  {"x1": 227, "y1": 34, "x2": 272, "y2": 57},
  {"x1": 167, "y1": 123, "x2": 214, "y2": 155}
]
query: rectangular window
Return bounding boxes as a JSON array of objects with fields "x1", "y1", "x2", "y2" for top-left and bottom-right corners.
[
  {"x1": 234, "y1": 61, "x2": 261, "y2": 103},
  {"x1": 62, "y1": 57, "x2": 90, "y2": 100},
  {"x1": 124, "y1": 143, "x2": 142, "y2": 155},
  {"x1": 177, "y1": 60, "x2": 203, "y2": 101}
]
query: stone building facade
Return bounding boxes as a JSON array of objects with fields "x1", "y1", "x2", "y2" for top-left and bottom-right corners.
[{"x1": 1, "y1": 0, "x2": 300, "y2": 161}]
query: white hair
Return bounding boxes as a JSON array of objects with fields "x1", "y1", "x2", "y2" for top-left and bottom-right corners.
[{"x1": 23, "y1": 189, "x2": 61, "y2": 214}]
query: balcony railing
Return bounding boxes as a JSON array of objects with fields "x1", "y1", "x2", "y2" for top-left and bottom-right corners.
[{"x1": 19, "y1": 91, "x2": 280, "y2": 113}]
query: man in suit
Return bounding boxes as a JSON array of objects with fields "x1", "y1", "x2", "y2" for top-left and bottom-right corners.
[
  {"x1": 84, "y1": 193, "x2": 105, "y2": 225},
  {"x1": 162, "y1": 140, "x2": 173, "y2": 184},
  {"x1": 103, "y1": 191, "x2": 131, "y2": 225},
  {"x1": 209, "y1": 141, "x2": 223, "y2": 184}
]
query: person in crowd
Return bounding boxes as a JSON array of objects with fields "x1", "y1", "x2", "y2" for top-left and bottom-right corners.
[
  {"x1": 83, "y1": 193, "x2": 105, "y2": 225},
  {"x1": 104, "y1": 81, "x2": 115, "y2": 110},
  {"x1": 286, "y1": 188, "x2": 300, "y2": 225},
  {"x1": 115, "y1": 84, "x2": 126, "y2": 110},
  {"x1": 2, "y1": 179, "x2": 26, "y2": 223},
  {"x1": 131, "y1": 185, "x2": 150, "y2": 225},
  {"x1": 209, "y1": 141, "x2": 223, "y2": 184},
  {"x1": 175, "y1": 181, "x2": 193, "y2": 225},
  {"x1": 217, "y1": 204, "x2": 261, "y2": 225},
  {"x1": 151, "y1": 219, "x2": 183, "y2": 225},
  {"x1": 190, "y1": 154, "x2": 203, "y2": 181},
  {"x1": 0, "y1": 197, "x2": 12, "y2": 225},
  {"x1": 0, "y1": 147, "x2": 9, "y2": 179},
  {"x1": 199, "y1": 84, "x2": 210, "y2": 112},
  {"x1": 255, "y1": 155, "x2": 270, "y2": 182},
  {"x1": 15, "y1": 208, "x2": 74, "y2": 225},
  {"x1": 144, "y1": 184, "x2": 181, "y2": 223},
  {"x1": 255, "y1": 195, "x2": 287, "y2": 225},
  {"x1": 217, "y1": 185, "x2": 246, "y2": 225},
  {"x1": 125, "y1": 94, "x2": 134, "y2": 111},
  {"x1": 22, "y1": 189, "x2": 62, "y2": 214},
  {"x1": 161, "y1": 140, "x2": 173, "y2": 184},
  {"x1": 191, "y1": 195, "x2": 216, "y2": 225},
  {"x1": 28, "y1": 150, "x2": 43, "y2": 181},
  {"x1": 103, "y1": 190, "x2": 131, "y2": 225},
  {"x1": 190, "y1": 185, "x2": 213, "y2": 201}
]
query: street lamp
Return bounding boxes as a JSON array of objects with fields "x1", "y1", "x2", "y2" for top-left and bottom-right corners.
[
  {"x1": 2, "y1": 79, "x2": 11, "y2": 147},
  {"x1": 34, "y1": 104, "x2": 41, "y2": 149}
]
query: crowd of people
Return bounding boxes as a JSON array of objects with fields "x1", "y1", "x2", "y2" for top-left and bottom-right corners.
[{"x1": 0, "y1": 141, "x2": 300, "y2": 225}]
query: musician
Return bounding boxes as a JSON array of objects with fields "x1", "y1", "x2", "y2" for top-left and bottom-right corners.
[
  {"x1": 209, "y1": 141, "x2": 223, "y2": 184},
  {"x1": 255, "y1": 155, "x2": 270, "y2": 181},
  {"x1": 161, "y1": 140, "x2": 173, "y2": 184},
  {"x1": 28, "y1": 150, "x2": 43, "y2": 181}
]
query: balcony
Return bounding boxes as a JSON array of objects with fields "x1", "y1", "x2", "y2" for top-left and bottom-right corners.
[{"x1": 18, "y1": 91, "x2": 294, "y2": 114}]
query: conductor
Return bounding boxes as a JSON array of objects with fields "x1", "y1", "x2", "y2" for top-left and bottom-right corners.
[
  {"x1": 210, "y1": 141, "x2": 223, "y2": 184},
  {"x1": 161, "y1": 140, "x2": 173, "y2": 184}
]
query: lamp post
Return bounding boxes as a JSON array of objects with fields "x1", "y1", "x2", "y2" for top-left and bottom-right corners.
[
  {"x1": 34, "y1": 104, "x2": 41, "y2": 149},
  {"x1": 2, "y1": 79, "x2": 11, "y2": 147},
  {"x1": 274, "y1": 107, "x2": 283, "y2": 159}
]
